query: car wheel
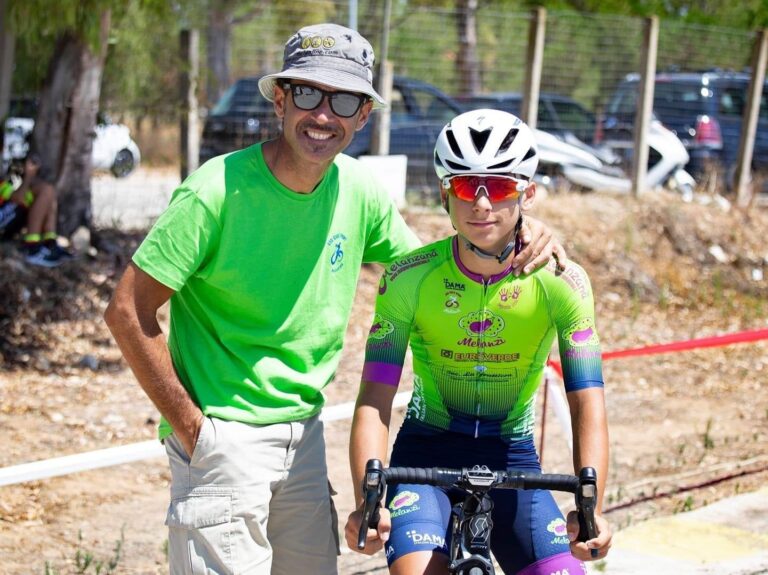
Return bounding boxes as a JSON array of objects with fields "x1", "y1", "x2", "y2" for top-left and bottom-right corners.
[{"x1": 111, "y1": 148, "x2": 136, "y2": 178}]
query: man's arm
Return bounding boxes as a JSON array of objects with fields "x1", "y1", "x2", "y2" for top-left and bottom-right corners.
[
  {"x1": 104, "y1": 263, "x2": 203, "y2": 457},
  {"x1": 344, "y1": 380, "x2": 398, "y2": 554},
  {"x1": 513, "y1": 216, "x2": 567, "y2": 275},
  {"x1": 566, "y1": 387, "x2": 612, "y2": 560}
]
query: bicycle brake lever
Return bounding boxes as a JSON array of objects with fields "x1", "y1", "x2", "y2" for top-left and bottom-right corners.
[
  {"x1": 357, "y1": 459, "x2": 385, "y2": 550},
  {"x1": 576, "y1": 467, "x2": 599, "y2": 559}
]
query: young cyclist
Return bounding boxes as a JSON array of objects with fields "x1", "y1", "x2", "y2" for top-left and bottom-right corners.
[{"x1": 345, "y1": 109, "x2": 611, "y2": 574}]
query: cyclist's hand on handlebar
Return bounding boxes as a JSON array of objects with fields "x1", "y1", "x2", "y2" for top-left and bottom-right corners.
[
  {"x1": 512, "y1": 216, "x2": 567, "y2": 276},
  {"x1": 566, "y1": 510, "x2": 612, "y2": 561},
  {"x1": 344, "y1": 506, "x2": 391, "y2": 555}
]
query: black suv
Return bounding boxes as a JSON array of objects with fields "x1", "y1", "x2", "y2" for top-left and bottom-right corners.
[
  {"x1": 601, "y1": 71, "x2": 768, "y2": 180},
  {"x1": 199, "y1": 77, "x2": 280, "y2": 163},
  {"x1": 455, "y1": 92, "x2": 598, "y2": 145},
  {"x1": 199, "y1": 75, "x2": 463, "y2": 190}
]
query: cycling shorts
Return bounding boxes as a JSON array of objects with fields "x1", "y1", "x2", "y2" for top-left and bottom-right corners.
[
  {"x1": 0, "y1": 202, "x2": 27, "y2": 240},
  {"x1": 383, "y1": 420, "x2": 587, "y2": 574}
]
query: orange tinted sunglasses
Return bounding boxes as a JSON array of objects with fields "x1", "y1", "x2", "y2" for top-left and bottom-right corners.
[{"x1": 442, "y1": 175, "x2": 527, "y2": 203}]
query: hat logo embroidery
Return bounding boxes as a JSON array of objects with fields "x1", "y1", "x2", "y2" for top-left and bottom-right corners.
[{"x1": 302, "y1": 36, "x2": 336, "y2": 50}]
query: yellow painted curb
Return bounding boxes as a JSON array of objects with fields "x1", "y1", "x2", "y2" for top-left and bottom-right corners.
[{"x1": 613, "y1": 517, "x2": 768, "y2": 563}]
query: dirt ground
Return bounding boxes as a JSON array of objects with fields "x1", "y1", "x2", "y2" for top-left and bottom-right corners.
[{"x1": 1, "y1": 189, "x2": 767, "y2": 574}]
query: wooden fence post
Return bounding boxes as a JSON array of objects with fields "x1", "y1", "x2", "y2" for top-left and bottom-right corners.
[
  {"x1": 631, "y1": 16, "x2": 659, "y2": 198},
  {"x1": 522, "y1": 7, "x2": 546, "y2": 129},
  {"x1": 734, "y1": 29, "x2": 768, "y2": 209}
]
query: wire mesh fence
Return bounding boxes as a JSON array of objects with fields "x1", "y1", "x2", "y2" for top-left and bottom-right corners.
[{"x1": 85, "y1": 3, "x2": 766, "y2": 224}]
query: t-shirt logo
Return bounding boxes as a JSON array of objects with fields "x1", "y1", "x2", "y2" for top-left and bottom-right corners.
[{"x1": 326, "y1": 232, "x2": 347, "y2": 272}]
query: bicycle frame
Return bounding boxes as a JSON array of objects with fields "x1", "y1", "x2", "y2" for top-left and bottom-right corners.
[{"x1": 357, "y1": 460, "x2": 599, "y2": 575}]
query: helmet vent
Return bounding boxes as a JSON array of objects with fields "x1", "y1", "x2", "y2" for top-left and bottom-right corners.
[
  {"x1": 522, "y1": 147, "x2": 536, "y2": 162},
  {"x1": 469, "y1": 128, "x2": 492, "y2": 154},
  {"x1": 446, "y1": 130, "x2": 464, "y2": 159},
  {"x1": 446, "y1": 159, "x2": 470, "y2": 171},
  {"x1": 487, "y1": 159, "x2": 513, "y2": 170},
  {"x1": 497, "y1": 128, "x2": 519, "y2": 156}
]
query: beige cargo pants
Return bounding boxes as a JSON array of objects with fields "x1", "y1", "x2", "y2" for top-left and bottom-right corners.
[{"x1": 164, "y1": 414, "x2": 339, "y2": 574}]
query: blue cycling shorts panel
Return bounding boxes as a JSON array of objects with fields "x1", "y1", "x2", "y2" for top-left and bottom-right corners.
[{"x1": 384, "y1": 419, "x2": 583, "y2": 573}]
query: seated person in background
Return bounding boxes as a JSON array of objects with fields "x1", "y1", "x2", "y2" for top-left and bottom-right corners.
[{"x1": 0, "y1": 152, "x2": 72, "y2": 267}]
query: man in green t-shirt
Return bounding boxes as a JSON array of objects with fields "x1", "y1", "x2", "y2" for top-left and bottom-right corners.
[{"x1": 105, "y1": 23, "x2": 564, "y2": 575}]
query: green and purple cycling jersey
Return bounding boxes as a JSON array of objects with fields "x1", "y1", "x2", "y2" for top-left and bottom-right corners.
[{"x1": 363, "y1": 235, "x2": 604, "y2": 440}]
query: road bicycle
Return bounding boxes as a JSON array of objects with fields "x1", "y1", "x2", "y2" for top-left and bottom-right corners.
[{"x1": 357, "y1": 459, "x2": 599, "y2": 575}]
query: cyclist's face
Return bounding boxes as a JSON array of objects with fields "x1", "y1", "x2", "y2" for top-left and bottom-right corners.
[
  {"x1": 273, "y1": 80, "x2": 372, "y2": 168},
  {"x1": 448, "y1": 180, "x2": 536, "y2": 253}
]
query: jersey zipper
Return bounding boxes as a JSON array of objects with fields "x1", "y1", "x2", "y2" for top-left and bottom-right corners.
[{"x1": 474, "y1": 278, "x2": 491, "y2": 438}]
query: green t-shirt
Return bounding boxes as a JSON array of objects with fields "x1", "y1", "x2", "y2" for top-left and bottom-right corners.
[{"x1": 133, "y1": 143, "x2": 420, "y2": 437}]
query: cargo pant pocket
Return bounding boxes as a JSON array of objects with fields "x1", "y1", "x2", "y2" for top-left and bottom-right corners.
[{"x1": 166, "y1": 489, "x2": 234, "y2": 575}]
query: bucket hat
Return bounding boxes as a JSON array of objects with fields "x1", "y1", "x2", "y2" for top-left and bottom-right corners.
[{"x1": 258, "y1": 23, "x2": 386, "y2": 109}]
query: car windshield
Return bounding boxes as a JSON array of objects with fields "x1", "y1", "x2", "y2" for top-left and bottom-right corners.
[
  {"x1": 8, "y1": 98, "x2": 38, "y2": 118},
  {"x1": 210, "y1": 80, "x2": 270, "y2": 116},
  {"x1": 654, "y1": 82, "x2": 709, "y2": 117}
]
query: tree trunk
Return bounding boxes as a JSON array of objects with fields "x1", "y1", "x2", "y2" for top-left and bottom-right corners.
[
  {"x1": 206, "y1": 0, "x2": 234, "y2": 107},
  {"x1": 455, "y1": 0, "x2": 481, "y2": 96},
  {"x1": 0, "y1": 0, "x2": 15, "y2": 121},
  {"x1": 31, "y1": 10, "x2": 110, "y2": 238}
]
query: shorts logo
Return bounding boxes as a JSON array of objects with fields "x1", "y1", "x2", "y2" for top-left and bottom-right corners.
[
  {"x1": 389, "y1": 491, "x2": 421, "y2": 517},
  {"x1": 390, "y1": 491, "x2": 420, "y2": 510},
  {"x1": 547, "y1": 517, "x2": 569, "y2": 545},
  {"x1": 326, "y1": 232, "x2": 347, "y2": 272},
  {"x1": 368, "y1": 314, "x2": 394, "y2": 340},
  {"x1": 405, "y1": 530, "x2": 446, "y2": 546}
]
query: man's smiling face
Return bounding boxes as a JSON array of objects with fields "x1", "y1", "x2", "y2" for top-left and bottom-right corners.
[{"x1": 273, "y1": 81, "x2": 372, "y2": 169}]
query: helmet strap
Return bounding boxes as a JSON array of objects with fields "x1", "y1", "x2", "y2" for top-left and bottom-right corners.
[{"x1": 461, "y1": 215, "x2": 524, "y2": 265}]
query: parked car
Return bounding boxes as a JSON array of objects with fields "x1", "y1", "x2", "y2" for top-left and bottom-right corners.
[
  {"x1": 198, "y1": 77, "x2": 280, "y2": 163},
  {"x1": 2, "y1": 97, "x2": 141, "y2": 178},
  {"x1": 454, "y1": 92, "x2": 598, "y2": 145},
  {"x1": 345, "y1": 75, "x2": 462, "y2": 190},
  {"x1": 600, "y1": 71, "x2": 768, "y2": 183},
  {"x1": 200, "y1": 75, "x2": 463, "y2": 190}
]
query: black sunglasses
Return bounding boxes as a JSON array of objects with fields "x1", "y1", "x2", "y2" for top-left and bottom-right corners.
[{"x1": 286, "y1": 83, "x2": 368, "y2": 118}]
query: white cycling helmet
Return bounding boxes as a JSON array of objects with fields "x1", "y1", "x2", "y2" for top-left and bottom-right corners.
[{"x1": 434, "y1": 108, "x2": 538, "y2": 181}]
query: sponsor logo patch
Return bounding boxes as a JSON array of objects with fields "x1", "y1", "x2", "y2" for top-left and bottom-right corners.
[
  {"x1": 564, "y1": 318, "x2": 599, "y2": 347},
  {"x1": 547, "y1": 517, "x2": 569, "y2": 545},
  {"x1": 368, "y1": 314, "x2": 394, "y2": 340}
]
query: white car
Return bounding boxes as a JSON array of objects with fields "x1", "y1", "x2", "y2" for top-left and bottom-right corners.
[{"x1": 2, "y1": 108, "x2": 141, "y2": 178}]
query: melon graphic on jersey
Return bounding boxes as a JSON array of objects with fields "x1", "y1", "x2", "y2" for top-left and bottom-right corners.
[
  {"x1": 368, "y1": 313, "x2": 394, "y2": 340},
  {"x1": 459, "y1": 310, "x2": 505, "y2": 338},
  {"x1": 564, "y1": 317, "x2": 599, "y2": 347}
]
